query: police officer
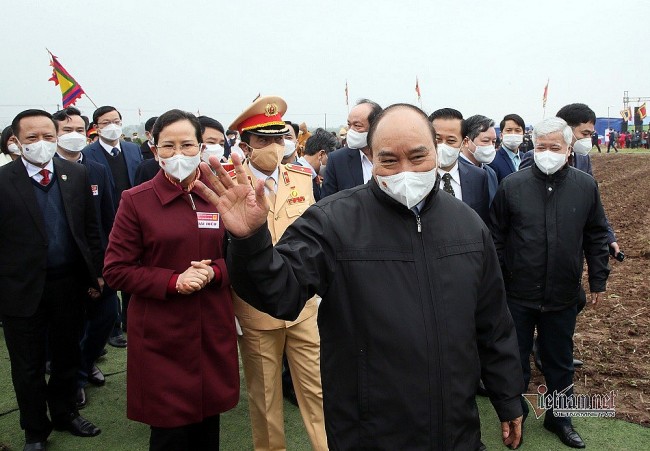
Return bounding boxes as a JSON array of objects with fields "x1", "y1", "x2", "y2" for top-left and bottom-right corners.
[{"x1": 228, "y1": 96, "x2": 327, "y2": 451}]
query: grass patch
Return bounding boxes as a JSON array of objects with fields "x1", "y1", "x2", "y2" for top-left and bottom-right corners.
[{"x1": 1, "y1": 333, "x2": 649, "y2": 450}]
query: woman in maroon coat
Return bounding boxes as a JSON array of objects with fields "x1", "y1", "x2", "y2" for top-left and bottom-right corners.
[{"x1": 104, "y1": 110, "x2": 238, "y2": 450}]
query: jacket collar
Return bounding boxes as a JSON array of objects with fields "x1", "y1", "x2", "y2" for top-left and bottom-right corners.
[
  {"x1": 531, "y1": 160, "x2": 570, "y2": 182},
  {"x1": 152, "y1": 169, "x2": 211, "y2": 206}
]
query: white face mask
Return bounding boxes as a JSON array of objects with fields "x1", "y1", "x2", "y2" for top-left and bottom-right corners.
[
  {"x1": 470, "y1": 142, "x2": 497, "y2": 164},
  {"x1": 502, "y1": 134, "x2": 523, "y2": 151},
  {"x1": 346, "y1": 128, "x2": 368, "y2": 149},
  {"x1": 201, "y1": 144, "x2": 225, "y2": 164},
  {"x1": 8, "y1": 143, "x2": 21, "y2": 155},
  {"x1": 436, "y1": 143, "x2": 460, "y2": 168},
  {"x1": 375, "y1": 168, "x2": 437, "y2": 209},
  {"x1": 99, "y1": 123, "x2": 122, "y2": 141},
  {"x1": 19, "y1": 140, "x2": 58, "y2": 164},
  {"x1": 318, "y1": 164, "x2": 326, "y2": 176},
  {"x1": 57, "y1": 131, "x2": 87, "y2": 152},
  {"x1": 572, "y1": 137, "x2": 592, "y2": 156},
  {"x1": 534, "y1": 150, "x2": 567, "y2": 175},
  {"x1": 159, "y1": 153, "x2": 201, "y2": 181},
  {"x1": 283, "y1": 139, "x2": 297, "y2": 158}
]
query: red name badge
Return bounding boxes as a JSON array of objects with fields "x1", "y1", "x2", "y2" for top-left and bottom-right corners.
[{"x1": 197, "y1": 212, "x2": 220, "y2": 229}]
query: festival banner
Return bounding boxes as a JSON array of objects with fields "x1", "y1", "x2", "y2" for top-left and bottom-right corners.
[{"x1": 47, "y1": 49, "x2": 86, "y2": 108}]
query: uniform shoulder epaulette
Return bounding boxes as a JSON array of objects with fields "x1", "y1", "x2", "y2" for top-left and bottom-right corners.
[{"x1": 285, "y1": 163, "x2": 313, "y2": 176}]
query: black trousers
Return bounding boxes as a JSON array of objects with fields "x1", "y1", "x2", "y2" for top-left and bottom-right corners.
[
  {"x1": 150, "y1": 415, "x2": 220, "y2": 451},
  {"x1": 2, "y1": 274, "x2": 85, "y2": 442},
  {"x1": 507, "y1": 301, "x2": 577, "y2": 427}
]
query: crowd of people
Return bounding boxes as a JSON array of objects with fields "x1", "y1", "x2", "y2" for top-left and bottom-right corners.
[
  {"x1": 0, "y1": 95, "x2": 622, "y2": 450},
  {"x1": 601, "y1": 128, "x2": 649, "y2": 153}
]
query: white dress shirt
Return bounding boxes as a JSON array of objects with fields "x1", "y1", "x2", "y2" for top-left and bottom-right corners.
[
  {"x1": 22, "y1": 157, "x2": 54, "y2": 184},
  {"x1": 99, "y1": 138, "x2": 122, "y2": 156},
  {"x1": 437, "y1": 161, "x2": 463, "y2": 201},
  {"x1": 359, "y1": 150, "x2": 373, "y2": 183}
]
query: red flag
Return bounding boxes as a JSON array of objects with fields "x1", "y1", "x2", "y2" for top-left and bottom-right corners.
[
  {"x1": 47, "y1": 49, "x2": 86, "y2": 108},
  {"x1": 345, "y1": 80, "x2": 349, "y2": 106},
  {"x1": 542, "y1": 79, "x2": 549, "y2": 108},
  {"x1": 415, "y1": 77, "x2": 421, "y2": 101}
]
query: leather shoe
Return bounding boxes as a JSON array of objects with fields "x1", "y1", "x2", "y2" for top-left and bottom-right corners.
[
  {"x1": 573, "y1": 358, "x2": 584, "y2": 367},
  {"x1": 108, "y1": 334, "x2": 127, "y2": 348},
  {"x1": 54, "y1": 414, "x2": 101, "y2": 437},
  {"x1": 76, "y1": 387, "x2": 87, "y2": 409},
  {"x1": 23, "y1": 442, "x2": 46, "y2": 451},
  {"x1": 544, "y1": 422, "x2": 585, "y2": 448},
  {"x1": 88, "y1": 365, "x2": 105, "y2": 386}
]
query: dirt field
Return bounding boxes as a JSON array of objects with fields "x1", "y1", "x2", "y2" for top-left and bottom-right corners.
[{"x1": 529, "y1": 152, "x2": 650, "y2": 426}]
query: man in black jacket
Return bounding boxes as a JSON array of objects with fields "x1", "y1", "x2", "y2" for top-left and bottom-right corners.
[
  {"x1": 197, "y1": 104, "x2": 524, "y2": 450},
  {"x1": 490, "y1": 117, "x2": 610, "y2": 449},
  {"x1": 0, "y1": 109, "x2": 103, "y2": 450}
]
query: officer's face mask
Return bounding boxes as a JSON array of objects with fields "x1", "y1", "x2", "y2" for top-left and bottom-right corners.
[{"x1": 249, "y1": 142, "x2": 284, "y2": 172}]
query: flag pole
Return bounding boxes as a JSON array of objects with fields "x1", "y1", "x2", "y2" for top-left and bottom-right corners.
[
  {"x1": 84, "y1": 93, "x2": 99, "y2": 109},
  {"x1": 345, "y1": 80, "x2": 350, "y2": 114}
]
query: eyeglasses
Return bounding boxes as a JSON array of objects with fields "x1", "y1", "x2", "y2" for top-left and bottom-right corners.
[
  {"x1": 98, "y1": 119, "x2": 123, "y2": 127},
  {"x1": 156, "y1": 143, "x2": 200, "y2": 154}
]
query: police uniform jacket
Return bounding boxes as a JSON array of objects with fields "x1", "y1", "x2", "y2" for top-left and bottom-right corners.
[
  {"x1": 231, "y1": 162, "x2": 319, "y2": 331},
  {"x1": 227, "y1": 178, "x2": 524, "y2": 450}
]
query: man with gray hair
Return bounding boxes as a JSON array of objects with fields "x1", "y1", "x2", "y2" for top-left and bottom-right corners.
[
  {"x1": 489, "y1": 117, "x2": 610, "y2": 449},
  {"x1": 460, "y1": 114, "x2": 499, "y2": 203}
]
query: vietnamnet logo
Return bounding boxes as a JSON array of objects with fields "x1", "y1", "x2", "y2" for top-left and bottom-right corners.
[{"x1": 522, "y1": 384, "x2": 617, "y2": 419}]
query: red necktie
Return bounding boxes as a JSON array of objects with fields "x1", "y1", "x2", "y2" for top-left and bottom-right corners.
[{"x1": 39, "y1": 169, "x2": 51, "y2": 186}]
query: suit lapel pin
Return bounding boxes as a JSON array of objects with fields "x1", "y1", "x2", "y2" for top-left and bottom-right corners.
[{"x1": 61, "y1": 175, "x2": 68, "y2": 181}]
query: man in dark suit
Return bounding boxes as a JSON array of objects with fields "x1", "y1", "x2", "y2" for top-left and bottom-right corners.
[
  {"x1": 52, "y1": 107, "x2": 117, "y2": 409},
  {"x1": 134, "y1": 116, "x2": 160, "y2": 186},
  {"x1": 489, "y1": 114, "x2": 526, "y2": 183},
  {"x1": 431, "y1": 109, "x2": 490, "y2": 224},
  {"x1": 459, "y1": 114, "x2": 499, "y2": 204},
  {"x1": 82, "y1": 106, "x2": 143, "y2": 348},
  {"x1": 296, "y1": 128, "x2": 338, "y2": 201},
  {"x1": 140, "y1": 116, "x2": 157, "y2": 160},
  {"x1": 321, "y1": 99, "x2": 382, "y2": 198},
  {"x1": 0, "y1": 109, "x2": 103, "y2": 450}
]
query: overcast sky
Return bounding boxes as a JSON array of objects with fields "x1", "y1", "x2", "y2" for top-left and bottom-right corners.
[{"x1": 2, "y1": 0, "x2": 649, "y2": 130}]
